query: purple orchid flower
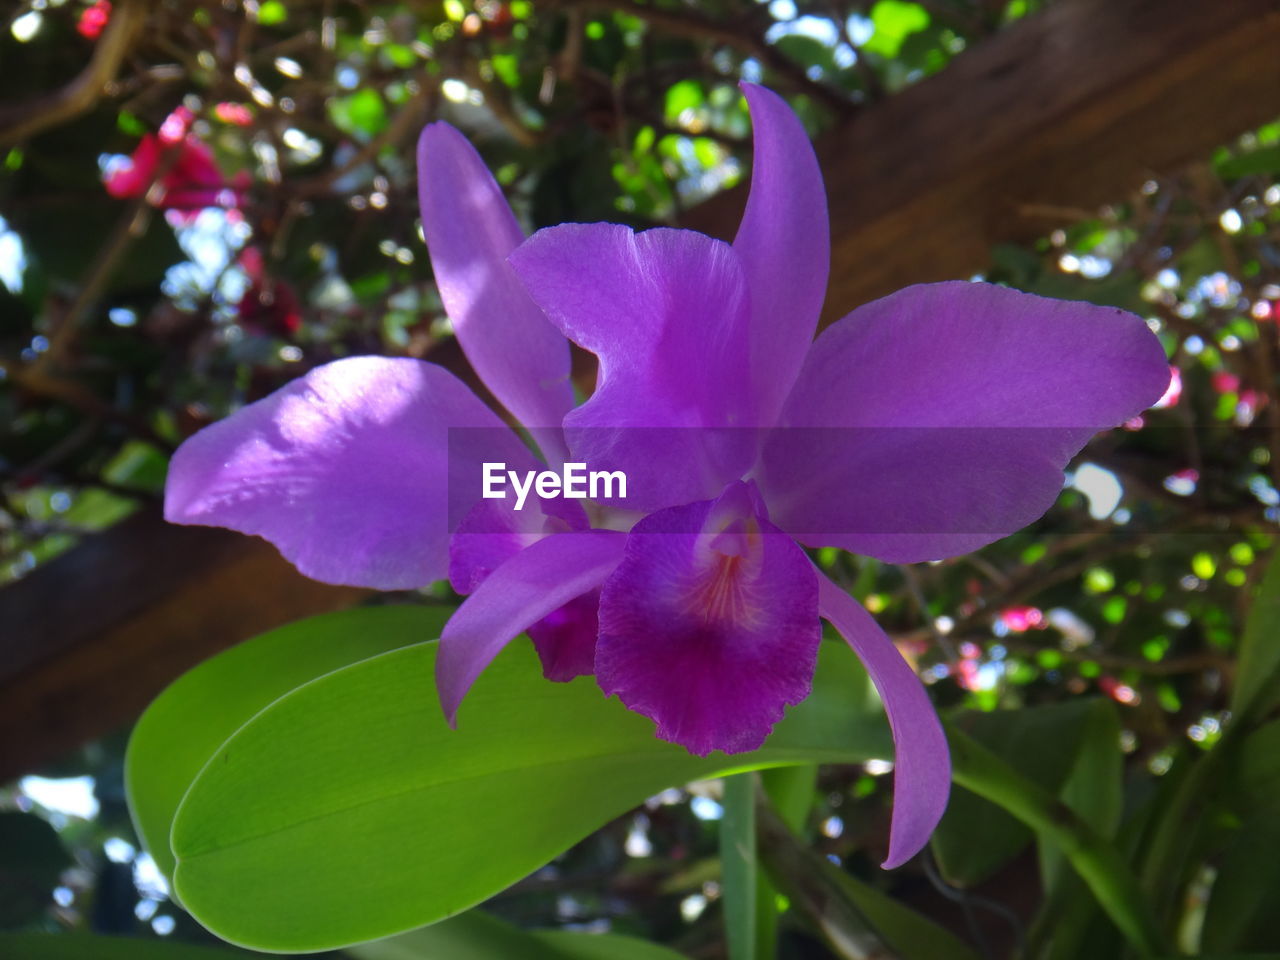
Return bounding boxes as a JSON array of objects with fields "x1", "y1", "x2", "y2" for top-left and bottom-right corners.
[{"x1": 164, "y1": 83, "x2": 1170, "y2": 869}]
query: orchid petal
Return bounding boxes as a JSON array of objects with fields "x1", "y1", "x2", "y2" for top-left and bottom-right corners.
[
  {"x1": 817, "y1": 573, "x2": 950, "y2": 869},
  {"x1": 734, "y1": 83, "x2": 829, "y2": 424},
  {"x1": 595, "y1": 482, "x2": 821, "y2": 756},
  {"x1": 165, "y1": 357, "x2": 526, "y2": 589},
  {"x1": 509, "y1": 223, "x2": 758, "y2": 511},
  {"x1": 761, "y1": 282, "x2": 1170, "y2": 561},
  {"x1": 448, "y1": 496, "x2": 596, "y2": 683},
  {"x1": 528, "y1": 590, "x2": 601, "y2": 682},
  {"x1": 448, "y1": 494, "x2": 588, "y2": 595},
  {"x1": 437, "y1": 530, "x2": 626, "y2": 724},
  {"x1": 418, "y1": 123, "x2": 573, "y2": 455}
]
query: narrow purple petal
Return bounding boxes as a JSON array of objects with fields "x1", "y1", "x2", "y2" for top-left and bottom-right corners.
[
  {"x1": 165, "y1": 357, "x2": 528, "y2": 589},
  {"x1": 448, "y1": 494, "x2": 588, "y2": 595},
  {"x1": 436, "y1": 530, "x2": 626, "y2": 723},
  {"x1": 761, "y1": 282, "x2": 1171, "y2": 561},
  {"x1": 733, "y1": 83, "x2": 829, "y2": 424},
  {"x1": 509, "y1": 223, "x2": 758, "y2": 511},
  {"x1": 817, "y1": 573, "x2": 950, "y2": 869},
  {"x1": 448, "y1": 496, "x2": 596, "y2": 683},
  {"x1": 418, "y1": 123, "x2": 572, "y2": 454},
  {"x1": 595, "y1": 482, "x2": 821, "y2": 756}
]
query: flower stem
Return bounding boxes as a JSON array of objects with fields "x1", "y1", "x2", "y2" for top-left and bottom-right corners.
[{"x1": 721, "y1": 772, "x2": 759, "y2": 960}]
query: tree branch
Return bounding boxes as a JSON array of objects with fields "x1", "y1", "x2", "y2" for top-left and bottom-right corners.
[{"x1": 0, "y1": 0, "x2": 149, "y2": 146}]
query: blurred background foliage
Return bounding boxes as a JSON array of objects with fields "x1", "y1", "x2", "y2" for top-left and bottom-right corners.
[{"x1": 2, "y1": 0, "x2": 1280, "y2": 957}]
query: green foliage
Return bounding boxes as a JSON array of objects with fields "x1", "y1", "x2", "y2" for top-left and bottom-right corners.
[
  {"x1": 0, "y1": 814, "x2": 73, "y2": 929},
  {"x1": 0, "y1": 934, "x2": 245, "y2": 960},
  {"x1": 1231, "y1": 547, "x2": 1280, "y2": 718},
  {"x1": 349, "y1": 909, "x2": 691, "y2": 960},
  {"x1": 932, "y1": 699, "x2": 1120, "y2": 888},
  {"x1": 127, "y1": 609, "x2": 886, "y2": 951},
  {"x1": 863, "y1": 2, "x2": 931, "y2": 58},
  {"x1": 126, "y1": 605, "x2": 452, "y2": 879}
]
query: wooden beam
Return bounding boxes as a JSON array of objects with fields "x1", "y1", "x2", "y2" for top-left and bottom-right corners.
[
  {"x1": 3, "y1": 0, "x2": 1279, "y2": 780},
  {"x1": 0, "y1": 509, "x2": 369, "y2": 782},
  {"x1": 686, "y1": 0, "x2": 1280, "y2": 322}
]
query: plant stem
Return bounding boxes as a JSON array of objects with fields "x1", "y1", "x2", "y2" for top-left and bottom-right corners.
[{"x1": 721, "y1": 772, "x2": 758, "y2": 960}]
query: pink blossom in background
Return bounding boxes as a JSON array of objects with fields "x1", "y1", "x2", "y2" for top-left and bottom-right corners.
[
  {"x1": 77, "y1": 0, "x2": 111, "y2": 40},
  {"x1": 999, "y1": 606, "x2": 1045, "y2": 633},
  {"x1": 1153, "y1": 365, "x2": 1182, "y2": 408},
  {"x1": 1211, "y1": 371, "x2": 1241, "y2": 393},
  {"x1": 104, "y1": 107, "x2": 249, "y2": 222}
]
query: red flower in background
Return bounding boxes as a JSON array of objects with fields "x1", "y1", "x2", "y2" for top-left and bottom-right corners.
[
  {"x1": 104, "y1": 107, "x2": 249, "y2": 222},
  {"x1": 77, "y1": 0, "x2": 111, "y2": 40},
  {"x1": 236, "y1": 248, "x2": 303, "y2": 337}
]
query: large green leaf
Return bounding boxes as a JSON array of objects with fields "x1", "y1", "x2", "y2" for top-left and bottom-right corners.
[
  {"x1": 169, "y1": 637, "x2": 888, "y2": 951},
  {"x1": 1231, "y1": 547, "x2": 1280, "y2": 719},
  {"x1": 348, "y1": 909, "x2": 688, "y2": 960},
  {"x1": 932, "y1": 700, "x2": 1103, "y2": 887},
  {"x1": 1202, "y1": 807, "x2": 1280, "y2": 953},
  {"x1": 126, "y1": 605, "x2": 451, "y2": 879},
  {"x1": 1041, "y1": 698, "x2": 1122, "y2": 894}
]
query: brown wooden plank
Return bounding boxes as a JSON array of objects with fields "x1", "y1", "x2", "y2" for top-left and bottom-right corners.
[
  {"x1": 0, "y1": 510, "x2": 369, "y2": 782},
  {"x1": 685, "y1": 0, "x2": 1280, "y2": 322},
  {"x1": 3, "y1": 0, "x2": 1279, "y2": 780}
]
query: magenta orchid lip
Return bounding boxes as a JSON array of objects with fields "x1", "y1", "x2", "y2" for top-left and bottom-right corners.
[{"x1": 161, "y1": 82, "x2": 1170, "y2": 869}]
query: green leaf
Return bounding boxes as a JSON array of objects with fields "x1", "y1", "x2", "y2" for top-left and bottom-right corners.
[
  {"x1": 862, "y1": 1, "x2": 930, "y2": 58},
  {"x1": 1231, "y1": 547, "x2": 1280, "y2": 719},
  {"x1": 1215, "y1": 145, "x2": 1280, "y2": 179},
  {"x1": 664, "y1": 80, "x2": 703, "y2": 125},
  {"x1": 756, "y1": 797, "x2": 981, "y2": 960},
  {"x1": 1041, "y1": 699, "x2": 1122, "y2": 894},
  {"x1": 169, "y1": 639, "x2": 887, "y2": 951},
  {"x1": 126, "y1": 605, "x2": 450, "y2": 880},
  {"x1": 256, "y1": 0, "x2": 287, "y2": 25},
  {"x1": 932, "y1": 700, "x2": 1103, "y2": 887},
  {"x1": 1202, "y1": 807, "x2": 1280, "y2": 952},
  {"x1": 0, "y1": 934, "x2": 244, "y2": 960},
  {"x1": 348, "y1": 909, "x2": 689, "y2": 960},
  {"x1": 328, "y1": 88, "x2": 389, "y2": 140},
  {"x1": 949, "y1": 725, "x2": 1168, "y2": 958},
  {"x1": 827, "y1": 867, "x2": 984, "y2": 960},
  {"x1": 1235, "y1": 718, "x2": 1280, "y2": 813}
]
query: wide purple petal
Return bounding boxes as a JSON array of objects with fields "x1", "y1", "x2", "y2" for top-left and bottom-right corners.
[
  {"x1": 817, "y1": 573, "x2": 950, "y2": 869},
  {"x1": 760, "y1": 282, "x2": 1171, "y2": 561},
  {"x1": 165, "y1": 357, "x2": 526, "y2": 589},
  {"x1": 509, "y1": 223, "x2": 758, "y2": 511},
  {"x1": 595, "y1": 482, "x2": 820, "y2": 756},
  {"x1": 418, "y1": 123, "x2": 573, "y2": 456},
  {"x1": 733, "y1": 83, "x2": 829, "y2": 425},
  {"x1": 436, "y1": 530, "x2": 626, "y2": 723}
]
